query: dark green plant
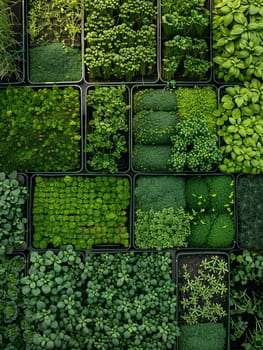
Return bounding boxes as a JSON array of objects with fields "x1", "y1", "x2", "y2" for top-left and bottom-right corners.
[
  {"x1": 32, "y1": 175, "x2": 130, "y2": 249},
  {"x1": 161, "y1": 0, "x2": 210, "y2": 80},
  {"x1": 0, "y1": 255, "x2": 25, "y2": 349},
  {"x1": 132, "y1": 144, "x2": 172, "y2": 171},
  {"x1": 82, "y1": 251, "x2": 179, "y2": 349},
  {"x1": 135, "y1": 207, "x2": 190, "y2": 249},
  {"x1": 133, "y1": 110, "x2": 178, "y2": 145},
  {"x1": 179, "y1": 322, "x2": 226, "y2": 350},
  {"x1": 21, "y1": 246, "x2": 87, "y2": 350},
  {"x1": 0, "y1": 85, "x2": 81, "y2": 172},
  {"x1": 86, "y1": 85, "x2": 129, "y2": 173},
  {"x1": 230, "y1": 250, "x2": 263, "y2": 349},
  {"x1": 0, "y1": 0, "x2": 22, "y2": 81},
  {"x1": 133, "y1": 88, "x2": 177, "y2": 113},
  {"x1": 237, "y1": 175, "x2": 263, "y2": 249},
  {"x1": 213, "y1": 0, "x2": 263, "y2": 82},
  {"x1": 84, "y1": 0, "x2": 157, "y2": 81},
  {"x1": 0, "y1": 171, "x2": 28, "y2": 256},
  {"x1": 175, "y1": 86, "x2": 218, "y2": 133},
  {"x1": 168, "y1": 119, "x2": 223, "y2": 172},
  {"x1": 179, "y1": 255, "x2": 228, "y2": 325},
  {"x1": 135, "y1": 175, "x2": 186, "y2": 211},
  {"x1": 185, "y1": 176, "x2": 210, "y2": 211},
  {"x1": 216, "y1": 80, "x2": 263, "y2": 174}
]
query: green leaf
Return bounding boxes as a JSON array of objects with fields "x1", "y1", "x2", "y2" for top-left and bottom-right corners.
[
  {"x1": 230, "y1": 25, "x2": 244, "y2": 36},
  {"x1": 32, "y1": 288, "x2": 41, "y2": 296},
  {"x1": 224, "y1": 13, "x2": 233, "y2": 26},
  {"x1": 235, "y1": 96, "x2": 244, "y2": 107},
  {"x1": 42, "y1": 285, "x2": 51, "y2": 294}
]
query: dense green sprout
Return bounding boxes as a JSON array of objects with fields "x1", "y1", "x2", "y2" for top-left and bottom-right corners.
[
  {"x1": 206, "y1": 175, "x2": 234, "y2": 214},
  {"x1": 189, "y1": 214, "x2": 214, "y2": 247},
  {"x1": 179, "y1": 323, "x2": 226, "y2": 350},
  {"x1": 185, "y1": 176, "x2": 210, "y2": 210},
  {"x1": 207, "y1": 214, "x2": 235, "y2": 248},
  {"x1": 134, "y1": 88, "x2": 177, "y2": 113},
  {"x1": 135, "y1": 175, "x2": 186, "y2": 211},
  {"x1": 132, "y1": 144, "x2": 171, "y2": 171},
  {"x1": 133, "y1": 110, "x2": 178, "y2": 144}
]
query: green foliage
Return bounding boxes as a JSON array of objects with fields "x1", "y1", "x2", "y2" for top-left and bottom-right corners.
[
  {"x1": 133, "y1": 110, "x2": 178, "y2": 145},
  {"x1": 0, "y1": 171, "x2": 28, "y2": 256},
  {"x1": 21, "y1": 246, "x2": 86, "y2": 350},
  {"x1": 206, "y1": 175, "x2": 234, "y2": 213},
  {"x1": 237, "y1": 174, "x2": 263, "y2": 249},
  {"x1": 179, "y1": 322, "x2": 226, "y2": 350},
  {"x1": 185, "y1": 177, "x2": 210, "y2": 211},
  {"x1": 133, "y1": 88, "x2": 177, "y2": 113},
  {"x1": 207, "y1": 214, "x2": 235, "y2": 247},
  {"x1": 168, "y1": 119, "x2": 223, "y2": 172},
  {"x1": 0, "y1": 0, "x2": 22, "y2": 81},
  {"x1": 132, "y1": 144, "x2": 172, "y2": 171},
  {"x1": 213, "y1": 0, "x2": 263, "y2": 82},
  {"x1": 29, "y1": 43, "x2": 82, "y2": 82},
  {"x1": 189, "y1": 214, "x2": 214, "y2": 247},
  {"x1": 86, "y1": 85, "x2": 129, "y2": 173},
  {"x1": 179, "y1": 255, "x2": 228, "y2": 325},
  {"x1": 32, "y1": 176, "x2": 130, "y2": 249},
  {"x1": 82, "y1": 251, "x2": 179, "y2": 349},
  {"x1": 216, "y1": 80, "x2": 263, "y2": 174},
  {"x1": 161, "y1": 0, "x2": 210, "y2": 80},
  {"x1": 135, "y1": 207, "x2": 190, "y2": 249},
  {"x1": 0, "y1": 255, "x2": 25, "y2": 349},
  {"x1": 135, "y1": 175, "x2": 186, "y2": 211},
  {"x1": 0, "y1": 85, "x2": 81, "y2": 172},
  {"x1": 230, "y1": 250, "x2": 263, "y2": 349},
  {"x1": 84, "y1": 0, "x2": 157, "y2": 81},
  {"x1": 175, "y1": 86, "x2": 218, "y2": 133}
]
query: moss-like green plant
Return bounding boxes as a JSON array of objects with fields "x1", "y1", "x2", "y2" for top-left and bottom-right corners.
[
  {"x1": 175, "y1": 86, "x2": 218, "y2": 133},
  {"x1": 179, "y1": 322, "x2": 226, "y2": 350},
  {"x1": 133, "y1": 88, "x2": 177, "y2": 113},
  {"x1": 206, "y1": 175, "x2": 234, "y2": 214},
  {"x1": 207, "y1": 214, "x2": 235, "y2": 248},
  {"x1": 0, "y1": 85, "x2": 81, "y2": 172},
  {"x1": 237, "y1": 175, "x2": 263, "y2": 249},
  {"x1": 133, "y1": 110, "x2": 178, "y2": 144},
  {"x1": 189, "y1": 214, "x2": 214, "y2": 248},
  {"x1": 135, "y1": 207, "x2": 190, "y2": 249},
  {"x1": 0, "y1": 0, "x2": 22, "y2": 81},
  {"x1": 29, "y1": 43, "x2": 82, "y2": 82},
  {"x1": 132, "y1": 144, "x2": 171, "y2": 171},
  {"x1": 135, "y1": 175, "x2": 186, "y2": 211},
  {"x1": 185, "y1": 176, "x2": 210, "y2": 211}
]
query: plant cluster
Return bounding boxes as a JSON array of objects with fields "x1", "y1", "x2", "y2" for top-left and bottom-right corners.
[
  {"x1": 21, "y1": 246, "x2": 86, "y2": 349},
  {"x1": 84, "y1": 0, "x2": 157, "y2": 81},
  {"x1": 216, "y1": 79, "x2": 263, "y2": 173},
  {"x1": 0, "y1": 171, "x2": 28, "y2": 256},
  {"x1": 0, "y1": 255, "x2": 25, "y2": 349},
  {"x1": 237, "y1": 175, "x2": 263, "y2": 249},
  {"x1": 187, "y1": 175, "x2": 235, "y2": 248},
  {"x1": 32, "y1": 176, "x2": 130, "y2": 249},
  {"x1": 168, "y1": 118, "x2": 223, "y2": 172},
  {"x1": 213, "y1": 0, "x2": 263, "y2": 82},
  {"x1": 178, "y1": 255, "x2": 228, "y2": 325},
  {"x1": 82, "y1": 251, "x2": 179, "y2": 349},
  {"x1": 0, "y1": 85, "x2": 81, "y2": 172},
  {"x1": 161, "y1": 0, "x2": 211, "y2": 80},
  {"x1": 86, "y1": 85, "x2": 129, "y2": 173},
  {"x1": 28, "y1": 0, "x2": 82, "y2": 81},
  {"x1": 0, "y1": 0, "x2": 22, "y2": 81},
  {"x1": 230, "y1": 250, "x2": 263, "y2": 350}
]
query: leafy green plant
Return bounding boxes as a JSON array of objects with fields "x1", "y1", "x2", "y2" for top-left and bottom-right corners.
[
  {"x1": 21, "y1": 246, "x2": 87, "y2": 350},
  {"x1": 0, "y1": 171, "x2": 28, "y2": 256},
  {"x1": 230, "y1": 250, "x2": 263, "y2": 350},
  {"x1": 237, "y1": 174, "x2": 263, "y2": 249},
  {"x1": 133, "y1": 88, "x2": 177, "y2": 113},
  {"x1": 32, "y1": 175, "x2": 130, "y2": 249},
  {"x1": 28, "y1": 0, "x2": 82, "y2": 82},
  {"x1": 179, "y1": 322, "x2": 227, "y2": 350},
  {"x1": 213, "y1": 0, "x2": 263, "y2": 82},
  {"x1": 135, "y1": 207, "x2": 191, "y2": 249},
  {"x1": 84, "y1": 0, "x2": 157, "y2": 81},
  {"x1": 0, "y1": 0, "x2": 23, "y2": 81},
  {"x1": 0, "y1": 85, "x2": 81, "y2": 172},
  {"x1": 216, "y1": 79, "x2": 263, "y2": 173},
  {"x1": 0, "y1": 255, "x2": 25, "y2": 349},
  {"x1": 82, "y1": 251, "x2": 179, "y2": 349},
  {"x1": 168, "y1": 118, "x2": 223, "y2": 172},
  {"x1": 132, "y1": 144, "x2": 172, "y2": 171},
  {"x1": 86, "y1": 85, "x2": 130, "y2": 173},
  {"x1": 161, "y1": 0, "x2": 211, "y2": 80},
  {"x1": 178, "y1": 254, "x2": 228, "y2": 325}
]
